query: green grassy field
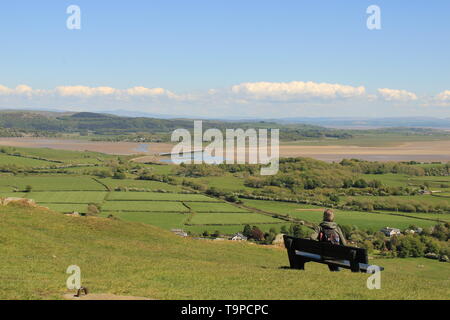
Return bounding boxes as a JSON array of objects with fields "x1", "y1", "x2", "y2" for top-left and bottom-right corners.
[
  {"x1": 98, "y1": 178, "x2": 184, "y2": 192},
  {"x1": 0, "y1": 146, "x2": 112, "y2": 165},
  {"x1": 189, "y1": 212, "x2": 283, "y2": 225},
  {"x1": 184, "y1": 223, "x2": 294, "y2": 235},
  {"x1": 100, "y1": 211, "x2": 189, "y2": 230},
  {"x1": 107, "y1": 192, "x2": 220, "y2": 202},
  {"x1": 102, "y1": 201, "x2": 190, "y2": 212},
  {"x1": 185, "y1": 175, "x2": 252, "y2": 192},
  {"x1": 18, "y1": 191, "x2": 107, "y2": 203},
  {"x1": 40, "y1": 203, "x2": 90, "y2": 213},
  {"x1": 186, "y1": 202, "x2": 251, "y2": 213},
  {"x1": 0, "y1": 175, "x2": 106, "y2": 191},
  {"x1": 242, "y1": 199, "x2": 438, "y2": 230},
  {"x1": 1, "y1": 205, "x2": 448, "y2": 300},
  {"x1": 0, "y1": 153, "x2": 56, "y2": 168}
]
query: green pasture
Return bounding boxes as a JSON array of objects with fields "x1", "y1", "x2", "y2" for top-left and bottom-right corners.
[
  {"x1": 185, "y1": 175, "x2": 252, "y2": 192},
  {"x1": 40, "y1": 203, "x2": 89, "y2": 213},
  {"x1": 102, "y1": 201, "x2": 189, "y2": 212},
  {"x1": 107, "y1": 191, "x2": 219, "y2": 202},
  {"x1": 0, "y1": 146, "x2": 111, "y2": 164},
  {"x1": 186, "y1": 202, "x2": 250, "y2": 213},
  {"x1": 0, "y1": 175, "x2": 106, "y2": 191},
  {"x1": 98, "y1": 178, "x2": 184, "y2": 192},
  {"x1": 242, "y1": 199, "x2": 438, "y2": 230},
  {"x1": 189, "y1": 212, "x2": 284, "y2": 225},
  {"x1": 185, "y1": 223, "x2": 294, "y2": 235},
  {"x1": 20, "y1": 191, "x2": 107, "y2": 203},
  {"x1": 0, "y1": 153, "x2": 56, "y2": 168},
  {"x1": 100, "y1": 211, "x2": 188, "y2": 230}
]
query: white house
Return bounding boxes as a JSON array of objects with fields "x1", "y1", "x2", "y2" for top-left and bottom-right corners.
[
  {"x1": 380, "y1": 227, "x2": 401, "y2": 237},
  {"x1": 231, "y1": 232, "x2": 247, "y2": 241},
  {"x1": 171, "y1": 229, "x2": 188, "y2": 237}
]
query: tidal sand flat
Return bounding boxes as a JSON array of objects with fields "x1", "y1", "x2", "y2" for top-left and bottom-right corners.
[{"x1": 3, "y1": 138, "x2": 450, "y2": 162}]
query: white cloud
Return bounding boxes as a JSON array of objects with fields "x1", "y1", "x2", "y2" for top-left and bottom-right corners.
[
  {"x1": 0, "y1": 85, "x2": 13, "y2": 95},
  {"x1": 126, "y1": 86, "x2": 167, "y2": 96},
  {"x1": 0, "y1": 82, "x2": 445, "y2": 117},
  {"x1": 0, "y1": 84, "x2": 36, "y2": 96},
  {"x1": 56, "y1": 86, "x2": 118, "y2": 97},
  {"x1": 377, "y1": 88, "x2": 418, "y2": 102},
  {"x1": 423, "y1": 90, "x2": 450, "y2": 107},
  {"x1": 231, "y1": 81, "x2": 366, "y2": 101},
  {"x1": 436, "y1": 90, "x2": 450, "y2": 102}
]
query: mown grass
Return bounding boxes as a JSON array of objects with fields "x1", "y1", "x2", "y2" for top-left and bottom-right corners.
[{"x1": 1, "y1": 205, "x2": 448, "y2": 300}]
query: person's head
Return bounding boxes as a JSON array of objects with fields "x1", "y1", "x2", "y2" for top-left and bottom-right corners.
[{"x1": 323, "y1": 209, "x2": 335, "y2": 222}]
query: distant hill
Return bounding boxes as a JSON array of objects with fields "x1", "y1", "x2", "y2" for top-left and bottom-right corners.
[
  {"x1": 277, "y1": 117, "x2": 450, "y2": 129},
  {"x1": 0, "y1": 110, "x2": 355, "y2": 141},
  {"x1": 69, "y1": 112, "x2": 116, "y2": 119}
]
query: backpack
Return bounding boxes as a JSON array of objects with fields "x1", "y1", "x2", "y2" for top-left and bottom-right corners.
[{"x1": 319, "y1": 228, "x2": 341, "y2": 245}]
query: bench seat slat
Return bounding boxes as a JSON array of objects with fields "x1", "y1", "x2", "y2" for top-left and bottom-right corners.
[{"x1": 296, "y1": 251, "x2": 384, "y2": 272}]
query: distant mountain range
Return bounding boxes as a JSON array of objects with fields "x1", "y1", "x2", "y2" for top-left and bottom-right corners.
[
  {"x1": 2, "y1": 108, "x2": 450, "y2": 129},
  {"x1": 273, "y1": 117, "x2": 450, "y2": 129}
]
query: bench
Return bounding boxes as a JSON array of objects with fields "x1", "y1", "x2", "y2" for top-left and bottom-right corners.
[{"x1": 283, "y1": 235, "x2": 384, "y2": 273}]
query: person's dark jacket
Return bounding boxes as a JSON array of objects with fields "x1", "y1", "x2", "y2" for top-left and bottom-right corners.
[{"x1": 310, "y1": 221, "x2": 347, "y2": 246}]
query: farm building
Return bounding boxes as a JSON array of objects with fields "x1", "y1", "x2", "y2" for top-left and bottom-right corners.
[
  {"x1": 230, "y1": 233, "x2": 247, "y2": 241},
  {"x1": 380, "y1": 227, "x2": 402, "y2": 237},
  {"x1": 171, "y1": 229, "x2": 188, "y2": 237}
]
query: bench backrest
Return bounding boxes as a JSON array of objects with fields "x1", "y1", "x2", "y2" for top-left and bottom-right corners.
[{"x1": 284, "y1": 235, "x2": 368, "y2": 265}]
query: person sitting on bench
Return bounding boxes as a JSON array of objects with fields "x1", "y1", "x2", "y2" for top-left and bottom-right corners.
[{"x1": 310, "y1": 209, "x2": 347, "y2": 272}]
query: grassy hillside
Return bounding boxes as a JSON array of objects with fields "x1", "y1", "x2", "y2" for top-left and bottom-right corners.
[{"x1": 1, "y1": 204, "x2": 449, "y2": 300}]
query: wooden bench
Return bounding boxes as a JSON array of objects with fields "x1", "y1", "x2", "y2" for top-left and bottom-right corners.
[{"x1": 283, "y1": 235, "x2": 384, "y2": 273}]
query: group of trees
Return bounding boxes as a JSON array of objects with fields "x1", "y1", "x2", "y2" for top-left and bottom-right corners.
[{"x1": 339, "y1": 159, "x2": 427, "y2": 176}]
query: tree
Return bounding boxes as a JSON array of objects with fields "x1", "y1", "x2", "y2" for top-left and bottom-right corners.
[
  {"x1": 329, "y1": 194, "x2": 340, "y2": 203},
  {"x1": 396, "y1": 235, "x2": 426, "y2": 258},
  {"x1": 250, "y1": 226, "x2": 265, "y2": 241},
  {"x1": 113, "y1": 171, "x2": 126, "y2": 179},
  {"x1": 243, "y1": 224, "x2": 252, "y2": 238},
  {"x1": 24, "y1": 185, "x2": 32, "y2": 193},
  {"x1": 87, "y1": 203, "x2": 100, "y2": 216}
]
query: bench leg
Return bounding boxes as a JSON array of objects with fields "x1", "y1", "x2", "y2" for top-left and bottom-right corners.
[
  {"x1": 349, "y1": 250, "x2": 361, "y2": 273},
  {"x1": 328, "y1": 265, "x2": 341, "y2": 272},
  {"x1": 287, "y1": 249, "x2": 305, "y2": 270}
]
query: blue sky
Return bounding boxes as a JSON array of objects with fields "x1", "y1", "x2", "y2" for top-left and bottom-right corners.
[{"x1": 0, "y1": 0, "x2": 450, "y2": 118}]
